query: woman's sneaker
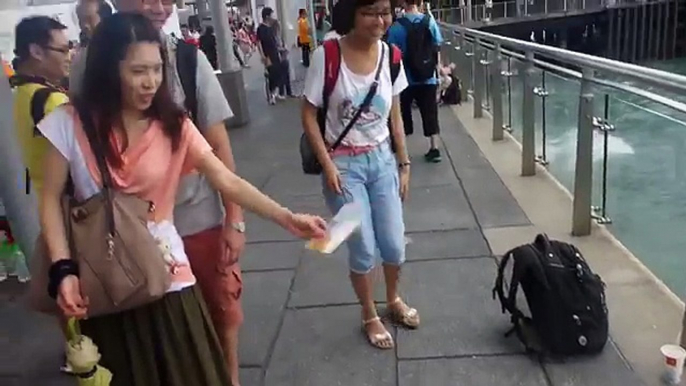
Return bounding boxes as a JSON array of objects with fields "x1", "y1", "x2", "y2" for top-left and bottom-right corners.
[{"x1": 424, "y1": 148, "x2": 442, "y2": 163}]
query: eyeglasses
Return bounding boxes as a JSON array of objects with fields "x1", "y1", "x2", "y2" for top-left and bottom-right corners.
[{"x1": 44, "y1": 46, "x2": 71, "y2": 55}]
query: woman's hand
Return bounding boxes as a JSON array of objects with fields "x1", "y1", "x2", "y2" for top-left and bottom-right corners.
[
  {"x1": 399, "y1": 167, "x2": 410, "y2": 201},
  {"x1": 57, "y1": 275, "x2": 89, "y2": 319},
  {"x1": 323, "y1": 163, "x2": 342, "y2": 195},
  {"x1": 276, "y1": 210, "x2": 327, "y2": 239}
]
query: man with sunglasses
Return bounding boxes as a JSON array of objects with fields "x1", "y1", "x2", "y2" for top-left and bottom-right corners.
[{"x1": 71, "y1": 1, "x2": 245, "y2": 384}]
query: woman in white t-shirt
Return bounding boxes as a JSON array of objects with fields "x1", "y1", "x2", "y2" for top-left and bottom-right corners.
[{"x1": 302, "y1": 0, "x2": 418, "y2": 350}]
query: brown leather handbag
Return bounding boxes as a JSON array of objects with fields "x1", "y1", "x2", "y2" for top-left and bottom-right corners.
[{"x1": 28, "y1": 107, "x2": 171, "y2": 317}]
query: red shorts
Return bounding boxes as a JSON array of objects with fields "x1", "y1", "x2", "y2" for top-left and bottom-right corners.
[{"x1": 183, "y1": 226, "x2": 244, "y2": 329}]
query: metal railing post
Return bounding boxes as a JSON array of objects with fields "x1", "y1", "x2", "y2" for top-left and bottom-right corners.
[
  {"x1": 457, "y1": 33, "x2": 470, "y2": 102},
  {"x1": 491, "y1": 43, "x2": 505, "y2": 140},
  {"x1": 473, "y1": 37, "x2": 484, "y2": 118},
  {"x1": 572, "y1": 68, "x2": 596, "y2": 236},
  {"x1": 521, "y1": 51, "x2": 536, "y2": 176}
]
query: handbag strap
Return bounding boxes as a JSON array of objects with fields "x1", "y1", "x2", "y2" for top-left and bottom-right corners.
[
  {"x1": 329, "y1": 44, "x2": 386, "y2": 151},
  {"x1": 73, "y1": 103, "x2": 117, "y2": 247}
]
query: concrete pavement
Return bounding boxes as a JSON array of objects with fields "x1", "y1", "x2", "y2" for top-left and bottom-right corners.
[{"x1": 0, "y1": 56, "x2": 645, "y2": 386}]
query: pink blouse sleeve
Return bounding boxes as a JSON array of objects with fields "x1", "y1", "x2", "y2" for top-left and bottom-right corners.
[{"x1": 180, "y1": 118, "x2": 213, "y2": 174}]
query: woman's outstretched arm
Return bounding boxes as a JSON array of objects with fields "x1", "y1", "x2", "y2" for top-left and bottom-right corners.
[{"x1": 196, "y1": 150, "x2": 326, "y2": 239}]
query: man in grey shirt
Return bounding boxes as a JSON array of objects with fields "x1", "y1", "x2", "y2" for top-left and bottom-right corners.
[{"x1": 71, "y1": 1, "x2": 246, "y2": 384}]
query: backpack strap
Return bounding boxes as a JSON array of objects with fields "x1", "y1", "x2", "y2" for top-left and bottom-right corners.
[
  {"x1": 494, "y1": 248, "x2": 528, "y2": 347},
  {"x1": 30, "y1": 86, "x2": 58, "y2": 137},
  {"x1": 318, "y1": 39, "x2": 342, "y2": 137},
  {"x1": 493, "y1": 248, "x2": 525, "y2": 318},
  {"x1": 176, "y1": 40, "x2": 198, "y2": 125},
  {"x1": 322, "y1": 39, "x2": 341, "y2": 112},
  {"x1": 389, "y1": 43, "x2": 402, "y2": 84}
]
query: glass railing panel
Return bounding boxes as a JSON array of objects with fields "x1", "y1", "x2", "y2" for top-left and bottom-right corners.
[
  {"x1": 590, "y1": 89, "x2": 686, "y2": 298},
  {"x1": 507, "y1": 56, "x2": 525, "y2": 142},
  {"x1": 501, "y1": 57, "x2": 516, "y2": 135},
  {"x1": 504, "y1": 58, "x2": 545, "y2": 146},
  {"x1": 538, "y1": 72, "x2": 581, "y2": 190}
]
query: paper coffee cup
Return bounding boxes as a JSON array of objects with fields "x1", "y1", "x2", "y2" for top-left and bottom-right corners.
[{"x1": 660, "y1": 344, "x2": 686, "y2": 384}]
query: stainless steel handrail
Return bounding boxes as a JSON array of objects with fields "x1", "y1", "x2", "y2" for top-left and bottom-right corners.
[
  {"x1": 449, "y1": 25, "x2": 686, "y2": 93},
  {"x1": 448, "y1": 31, "x2": 686, "y2": 115}
]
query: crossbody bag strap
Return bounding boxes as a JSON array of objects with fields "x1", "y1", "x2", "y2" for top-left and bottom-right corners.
[
  {"x1": 73, "y1": 103, "x2": 117, "y2": 248},
  {"x1": 329, "y1": 44, "x2": 386, "y2": 151}
]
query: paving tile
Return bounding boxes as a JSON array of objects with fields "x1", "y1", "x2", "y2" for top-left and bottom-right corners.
[
  {"x1": 0, "y1": 302, "x2": 67, "y2": 379},
  {"x1": 409, "y1": 163, "x2": 458, "y2": 190},
  {"x1": 396, "y1": 258, "x2": 523, "y2": 359},
  {"x1": 265, "y1": 306, "x2": 396, "y2": 386},
  {"x1": 288, "y1": 247, "x2": 386, "y2": 307},
  {"x1": 260, "y1": 167, "x2": 323, "y2": 200},
  {"x1": 456, "y1": 162, "x2": 531, "y2": 229},
  {"x1": 404, "y1": 127, "x2": 459, "y2": 189},
  {"x1": 234, "y1": 158, "x2": 278, "y2": 190},
  {"x1": 398, "y1": 356, "x2": 548, "y2": 386},
  {"x1": 242, "y1": 241, "x2": 305, "y2": 272},
  {"x1": 406, "y1": 229, "x2": 491, "y2": 261},
  {"x1": 544, "y1": 341, "x2": 645, "y2": 386},
  {"x1": 245, "y1": 194, "x2": 330, "y2": 243},
  {"x1": 240, "y1": 270, "x2": 294, "y2": 366},
  {"x1": 239, "y1": 367, "x2": 263, "y2": 386},
  {"x1": 403, "y1": 184, "x2": 478, "y2": 232},
  {"x1": 440, "y1": 110, "x2": 530, "y2": 228}
]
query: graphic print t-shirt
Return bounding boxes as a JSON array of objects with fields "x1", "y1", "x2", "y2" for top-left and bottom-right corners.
[{"x1": 303, "y1": 41, "x2": 408, "y2": 147}]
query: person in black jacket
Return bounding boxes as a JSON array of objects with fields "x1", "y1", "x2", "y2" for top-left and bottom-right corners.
[{"x1": 200, "y1": 26, "x2": 219, "y2": 70}]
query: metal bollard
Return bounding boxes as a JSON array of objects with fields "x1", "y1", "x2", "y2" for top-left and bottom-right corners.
[
  {"x1": 521, "y1": 50, "x2": 536, "y2": 176},
  {"x1": 572, "y1": 68, "x2": 595, "y2": 236},
  {"x1": 473, "y1": 37, "x2": 484, "y2": 118},
  {"x1": 490, "y1": 43, "x2": 504, "y2": 141}
]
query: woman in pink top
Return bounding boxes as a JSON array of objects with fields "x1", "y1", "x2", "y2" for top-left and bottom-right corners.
[{"x1": 38, "y1": 13, "x2": 325, "y2": 386}]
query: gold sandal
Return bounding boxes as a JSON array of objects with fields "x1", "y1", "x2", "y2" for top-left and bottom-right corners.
[
  {"x1": 362, "y1": 316, "x2": 394, "y2": 350},
  {"x1": 387, "y1": 297, "x2": 420, "y2": 329}
]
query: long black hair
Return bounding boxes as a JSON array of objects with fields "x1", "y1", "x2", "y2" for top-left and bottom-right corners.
[{"x1": 76, "y1": 12, "x2": 184, "y2": 168}]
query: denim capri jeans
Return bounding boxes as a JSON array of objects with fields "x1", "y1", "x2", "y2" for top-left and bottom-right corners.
[{"x1": 323, "y1": 141, "x2": 406, "y2": 274}]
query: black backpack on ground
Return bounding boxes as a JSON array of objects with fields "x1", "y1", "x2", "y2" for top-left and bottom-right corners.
[
  {"x1": 493, "y1": 234, "x2": 609, "y2": 358},
  {"x1": 397, "y1": 16, "x2": 438, "y2": 82},
  {"x1": 441, "y1": 74, "x2": 461, "y2": 105}
]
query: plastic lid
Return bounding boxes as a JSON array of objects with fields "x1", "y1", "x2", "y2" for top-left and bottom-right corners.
[{"x1": 661, "y1": 344, "x2": 686, "y2": 359}]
